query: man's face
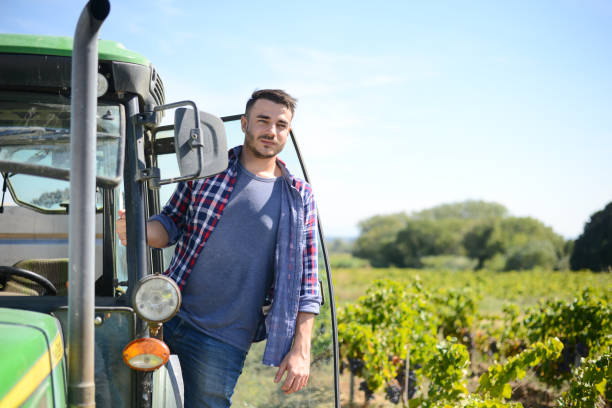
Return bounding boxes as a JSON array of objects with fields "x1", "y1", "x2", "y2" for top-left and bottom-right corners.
[{"x1": 241, "y1": 99, "x2": 292, "y2": 159}]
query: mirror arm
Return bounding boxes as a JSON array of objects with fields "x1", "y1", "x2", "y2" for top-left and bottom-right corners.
[
  {"x1": 136, "y1": 167, "x2": 161, "y2": 189},
  {"x1": 139, "y1": 164, "x2": 211, "y2": 189},
  {"x1": 154, "y1": 100, "x2": 200, "y2": 121},
  {"x1": 139, "y1": 100, "x2": 201, "y2": 127},
  {"x1": 135, "y1": 111, "x2": 157, "y2": 127}
]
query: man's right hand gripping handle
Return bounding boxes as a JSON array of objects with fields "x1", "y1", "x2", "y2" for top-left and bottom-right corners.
[
  {"x1": 117, "y1": 209, "x2": 128, "y2": 246},
  {"x1": 116, "y1": 209, "x2": 170, "y2": 248}
]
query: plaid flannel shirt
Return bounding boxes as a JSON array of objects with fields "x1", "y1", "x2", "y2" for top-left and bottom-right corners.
[{"x1": 152, "y1": 146, "x2": 320, "y2": 366}]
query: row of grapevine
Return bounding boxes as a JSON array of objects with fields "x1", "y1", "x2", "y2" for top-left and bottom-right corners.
[{"x1": 337, "y1": 278, "x2": 611, "y2": 407}]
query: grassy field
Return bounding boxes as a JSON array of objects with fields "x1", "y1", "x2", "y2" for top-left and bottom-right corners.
[{"x1": 331, "y1": 266, "x2": 611, "y2": 312}]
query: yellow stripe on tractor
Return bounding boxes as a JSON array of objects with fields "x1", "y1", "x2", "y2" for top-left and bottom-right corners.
[{"x1": 0, "y1": 332, "x2": 63, "y2": 408}]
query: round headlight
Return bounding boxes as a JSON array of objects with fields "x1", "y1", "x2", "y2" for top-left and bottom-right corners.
[
  {"x1": 132, "y1": 275, "x2": 181, "y2": 323},
  {"x1": 97, "y1": 72, "x2": 109, "y2": 97}
]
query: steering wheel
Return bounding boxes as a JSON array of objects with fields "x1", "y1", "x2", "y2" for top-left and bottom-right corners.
[{"x1": 0, "y1": 266, "x2": 58, "y2": 296}]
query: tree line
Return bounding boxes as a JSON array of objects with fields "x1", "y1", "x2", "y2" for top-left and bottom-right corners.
[{"x1": 350, "y1": 200, "x2": 612, "y2": 272}]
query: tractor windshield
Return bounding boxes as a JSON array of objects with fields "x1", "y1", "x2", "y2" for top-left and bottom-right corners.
[{"x1": 0, "y1": 91, "x2": 123, "y2": 186}]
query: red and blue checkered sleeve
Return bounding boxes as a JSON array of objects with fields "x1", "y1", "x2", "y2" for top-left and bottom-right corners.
[
  {"x1": 299, "y1": 185, "x2": 321, "y2": 314},
  {"x1": 160, "y1": 181, "x2": 192, "y2": 238}
]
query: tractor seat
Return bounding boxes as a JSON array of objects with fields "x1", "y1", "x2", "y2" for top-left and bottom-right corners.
[{"x1": 8, "y1": 258, "x2": 68, "y2": 296}]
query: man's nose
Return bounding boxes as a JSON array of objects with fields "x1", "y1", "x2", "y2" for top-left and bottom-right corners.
[{"x1": 263, "y1": 124, "x2": 278, "y2": 137}]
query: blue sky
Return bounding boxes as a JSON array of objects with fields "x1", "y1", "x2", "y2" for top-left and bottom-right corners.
[{"x1": 2, "y1": 0, "x2": 611, "y2": 238}]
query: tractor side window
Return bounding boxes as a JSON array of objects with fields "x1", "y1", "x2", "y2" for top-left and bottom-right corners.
[{"x1": 6, "y1": 174, "x2": 103, "y2": 212}]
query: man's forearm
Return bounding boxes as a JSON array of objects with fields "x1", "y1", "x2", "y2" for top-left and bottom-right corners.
[
  {"x1": 291, "y1": 312, "x2": 315, "y2": 355},
  {"x1": 146, "y1": 220, "x2": 170, "y2": 248},
  {"x1": 274, "y1": 312, "x2": 315, "y2": 394}
]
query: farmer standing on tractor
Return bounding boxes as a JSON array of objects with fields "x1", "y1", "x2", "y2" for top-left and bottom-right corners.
[{"x1": 117, "y1": 89, "x2": 321, "y2": 407}]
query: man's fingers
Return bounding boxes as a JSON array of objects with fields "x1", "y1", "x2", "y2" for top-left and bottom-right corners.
[
  {"x1": 282, "y1": 372, "x2": 297, "y2": 393},
  {"x1": 296, "y1": 375, "x2": 308, "y2": 393},
  {"x1": 284, "y1": 373, "x2": 308, "y2": 394},
  {"x1": 299, "y1": 375, "x2": 309, "y2": 391},
  {"x1": 288, "y1": 376, "x2": 301, "y2": 394},
  {"x1": 274, "y1": 362, "x2": 286, "y2": 383}
]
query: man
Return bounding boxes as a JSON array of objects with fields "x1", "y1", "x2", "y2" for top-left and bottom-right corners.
[{"x1": 117, "y1": 89, "x2": 321, "y2": 408}]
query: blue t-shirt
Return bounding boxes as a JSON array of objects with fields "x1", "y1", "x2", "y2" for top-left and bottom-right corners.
[{"x1": 178, "y1": 161, "x2": 282, "y2": 351}]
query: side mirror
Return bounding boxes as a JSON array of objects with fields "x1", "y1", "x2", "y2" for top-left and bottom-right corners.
[
  {"x1": 147, "y1": 101, "x2": 228, "y2": 187},
  {"x1": 174, "y1": 107, "x2": 227, "y2": 180}
]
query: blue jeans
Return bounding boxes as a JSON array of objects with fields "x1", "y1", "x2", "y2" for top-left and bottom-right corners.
[{"x1": 164, "y1": 315, "x2": 248, "y2": 408}]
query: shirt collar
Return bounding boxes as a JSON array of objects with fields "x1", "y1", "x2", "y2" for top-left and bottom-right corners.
[{"x1": 229, "y1": 145, "x2": 295, "y2": 185}]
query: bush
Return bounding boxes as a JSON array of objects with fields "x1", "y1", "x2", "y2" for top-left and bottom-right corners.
[
  {"x1": 570, "y1": 201, "x2": 612, "y2": 271},
  {"x1": 504, "y1": 240, "x2": 558, "y2": 271},
  {"x1": 421, "y1": 255, "x2": 478, "y2": 271},
  {"x1": 329, "y1": 253, "x2": 370, "y2": 269}
]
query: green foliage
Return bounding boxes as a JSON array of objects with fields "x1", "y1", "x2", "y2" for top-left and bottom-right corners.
[
  {"x1": 522, "y1": 288, "x2": 612, "y2": 386},
  {"x1": 328, "y1": 253, "x2": 369, "y2": 269},
  {"x1": 353, "y1": 212, "x2": 409, "y2": 267},
  {"x1": 395, "y1": 218, "x2": 472, "y2": 267},
  {"x1": 463, "y1": 217, "x2": 566, "y2": 271},
  {"x1": 420, "y1": 255, "x2": 478, "y2": 271},
  {"x1": 420, "y1": 339, "x2": 470, "y2": 406},
  {"x1": 557, "y1": 352, "x2": 612, "y2": 407},
  {"x1": 326, "y1": 237, "x2": 354, "y2": 254},
  {"x1": 338, "y1": 279, "x2": 439, "y2": 390},
  {"x1": 477, "y1": 288, "x2": 612, "y2": 388},
  {"x1": 433, "y1": 395, "x2": 524, "y2": 407},
  {"x1": 431, "y1": 287, "x2": 479, "y2": 346},
  {"x1": 570, "y1": 201, "x2": 612, "y2": 271},
  {"x1": 498, "y1": 304, "x2": 528, "y2": 357},
  {"x1": 352, "y1": 201, "x2": 507, "y2": 268},
  {"x1": 504, "y1": 240, "x2": 558, "y2": 271},
  {"x1": 412, "y1": 200, "x2": 508, "y2": 221},
  {"x1": 463, "y1": 222, "x2": 505, "y2": 269},
  {"x1": 499, "y1": 217, "x2": 565, "y2": 270},
  {"x1": 353, "y1": 201, "x2": 568, "y2": 270},
  {"x1": 310, "y1": 296, "x2": 333, "y2": 364},
  {"x1": 336, "y1": 271, "x2": 612, "y2": 406},
  {"x1": 477, "y1": 338, "x2": 563, "y2": 400}
]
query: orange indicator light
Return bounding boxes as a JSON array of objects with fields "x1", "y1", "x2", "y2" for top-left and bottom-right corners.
[{"x1": 122, "y1": 337, "x2": 170, "y2": 371}]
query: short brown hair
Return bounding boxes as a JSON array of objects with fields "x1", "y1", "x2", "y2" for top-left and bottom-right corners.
[{"x1": 245, "y1": 89, "x2": 297, "y2": 117}]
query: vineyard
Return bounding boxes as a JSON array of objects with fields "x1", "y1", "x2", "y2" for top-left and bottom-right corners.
[{"x1": 333, "y1": 267, "x2": 612, "y2": 407}]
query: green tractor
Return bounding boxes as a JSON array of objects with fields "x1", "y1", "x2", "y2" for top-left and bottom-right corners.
[{"x1": 0, "y1": 1, "x2": 340, "y2": 407}]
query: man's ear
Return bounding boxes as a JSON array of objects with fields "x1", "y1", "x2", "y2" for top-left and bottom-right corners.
[{"x1": 241, "y1": 115, "x2": 247, "y2": 133}]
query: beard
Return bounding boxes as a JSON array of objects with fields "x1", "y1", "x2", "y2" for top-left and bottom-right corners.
[{"x1": 243, "y1": 127, "x2": 286, "y2": 159}]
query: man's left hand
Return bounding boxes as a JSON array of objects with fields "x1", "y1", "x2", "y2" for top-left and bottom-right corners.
[{"x1": 274, "y1": 347, "x2": 310, "y2": 394}]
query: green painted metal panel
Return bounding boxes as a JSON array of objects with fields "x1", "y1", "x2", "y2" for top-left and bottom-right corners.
[
  {"x1": 21, "y1": 377, "x2": 53, "y2": 408},
  {"x1": 0, "y1": 307, "x2": 66, "y2": 407},
  {"x1": 0, "y1": 324, "x2": 48, "y2": 398},
  {"x1": 0, "y1": 33, "x2": 150, "y2": 66}
]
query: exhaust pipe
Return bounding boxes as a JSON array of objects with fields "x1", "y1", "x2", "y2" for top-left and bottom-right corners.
[{"x1": 68, "y1": 1, "x2": 110, "y2": 406}]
